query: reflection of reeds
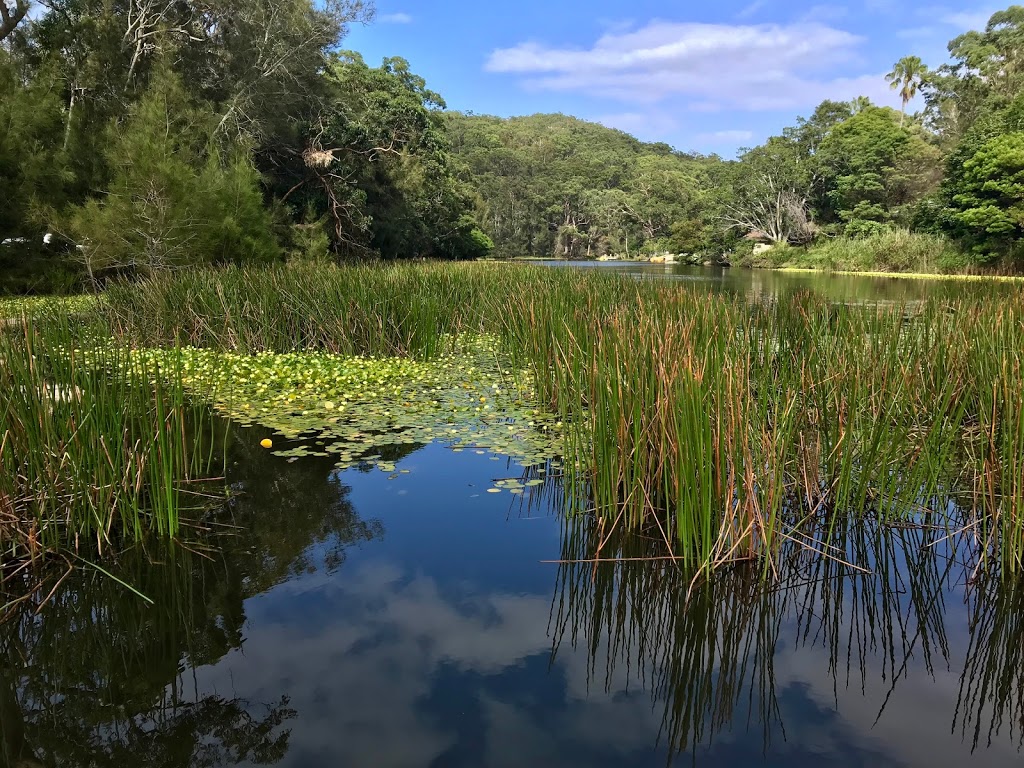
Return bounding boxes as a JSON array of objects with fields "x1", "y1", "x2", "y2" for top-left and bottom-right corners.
[
  {"x1": 551, "y1": 518, "x2": 785, "y2": 758},
  {"x1": 955, "y1": 575, "x2": 1024, "y2": 752},
  {"x1": 550, "y1": 512, "x2": 994, "y2": 760}
]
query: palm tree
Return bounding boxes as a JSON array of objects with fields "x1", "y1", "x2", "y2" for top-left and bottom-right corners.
[
  {"x1": 850, "y1": 96, "x2": 872, "y2": 114},
  {"x1": 885, "y1": 56, "x2": 928, "y2": 128}
]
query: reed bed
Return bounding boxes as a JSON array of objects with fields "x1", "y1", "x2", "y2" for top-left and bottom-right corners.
[
  {"x1": 0, "y1": 312, "x2": 220, "y2": 566},
  {"x1": 92, "y1": 263, "x2": 1024, "y2": 575}
]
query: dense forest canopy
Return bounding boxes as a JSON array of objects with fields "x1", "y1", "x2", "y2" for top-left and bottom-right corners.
[
  {"x1": 0, "y1": 0, "x2": 492, "y2": 291},
  {"x1": 4, "y1": 3, "x2": 1024, "y2": 290}
]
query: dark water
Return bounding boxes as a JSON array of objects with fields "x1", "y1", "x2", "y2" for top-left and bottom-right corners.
[
  {"x1": 2, "y1": 423, "x2": 1022, "y2": 767},
  {"x1": 532, "y1": 260, "x2": 1019, "y2": 302}
]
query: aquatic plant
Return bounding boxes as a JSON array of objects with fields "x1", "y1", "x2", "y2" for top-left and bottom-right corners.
[
  {"x1": 96, "y1": 263, "x2": 1024, "y2": 575},
  {"x1": 92, "y1": 335, "x2": 567, "y2": 475},
  {"x1": 0, "y1": 314, "x2": 220, "y2": 564}
]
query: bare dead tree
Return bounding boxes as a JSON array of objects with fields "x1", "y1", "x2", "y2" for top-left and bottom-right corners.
[
  {"x1": 123, "y1": 0, "x2": 203, "y2": 85},
  {"x1": 722, "y1": 171, "x2": 817, "y2": 245}
]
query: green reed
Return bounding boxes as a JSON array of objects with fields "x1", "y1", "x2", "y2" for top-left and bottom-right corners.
[
  {"x1": 0, "y1": 313, "x2": 220, "y2": 562},
  {"x1": 97, "y1": 263, "x2": 1024, "y2": 575}
]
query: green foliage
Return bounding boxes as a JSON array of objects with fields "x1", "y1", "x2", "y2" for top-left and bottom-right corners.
[
  {"x1": 886, "y1": 56, "x2": 929, "y2": 124},
  {"x1": 948, "y1": 132, "x2": 1024, "y2": 261},
  {"x1": 444, "y1": 112, "x2": 719, "y2": 258},
  {"x1": 0, "y1": 53, "x2": 81, "y2": 292},
  {"x1": 0, "y1": 314, "x2": 221, "y2": 557},
  {"x1": 65, "y1": 70, "x2": 280, "y2": 279},
  {"x1": 766, "y1": 230, "x2": 969, "y2": 273},
  {"x1": 817, "y1": 107, "x2": 942, "y2": 232}
]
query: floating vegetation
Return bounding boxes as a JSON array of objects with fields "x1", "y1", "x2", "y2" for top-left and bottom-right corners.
[
  {"x1": 79, "y1": 334, "x2": 568, "y2": 474},
  {"x1": 0, "y1": 294, "x2": 99, "y2": 320}
]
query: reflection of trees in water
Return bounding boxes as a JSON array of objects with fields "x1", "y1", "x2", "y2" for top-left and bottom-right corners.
[
  {"x1": 550, "y1": 511, "x2": 1022, "y2": 760},
  {"x1": 0, "y1": 423, "x2": 384, "y2": 767}
]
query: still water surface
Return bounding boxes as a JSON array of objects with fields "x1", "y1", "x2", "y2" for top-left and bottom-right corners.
[
  {"x1": 533, "y1": 259, "x2": 1018, "y2": 302},
  {"x1": 2, "y1": 268, "x2": 1021, "y2": 767}
]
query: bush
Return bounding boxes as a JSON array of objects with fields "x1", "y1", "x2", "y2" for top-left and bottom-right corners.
[
  {"x1": 767, "y1": 229, "x2": 970, "y2": 273},
  {"x1": 65, "y1": 68, "x2": 280, "y2": 281}
]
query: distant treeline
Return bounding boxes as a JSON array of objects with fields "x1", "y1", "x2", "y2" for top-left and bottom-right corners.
[{"x1": 4, "y1": 3, "x2": 1024, "y2": 292}]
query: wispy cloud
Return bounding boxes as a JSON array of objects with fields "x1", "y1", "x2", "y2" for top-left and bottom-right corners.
[
  {"x1": 800, "y1": 4, "x2": 850, "y2": 23},
  {"x1": 698, "y1": 129, "x2": 755, "y2": 144},
  {"x1": 736, "y1": 0, "x2": 768, "y2": 20},
  {"x1": 486, "y1": 20, "x2": 899, "y2": 113},
  {"x1": 594, "y1": 111, "x2": 681, "y2": 138},
  {"x1": 940, "y1": 10, "x2": 992, "y2": 30},
  {"x1": 379, "y1": 12, "x2": 413, "y2": 24}
]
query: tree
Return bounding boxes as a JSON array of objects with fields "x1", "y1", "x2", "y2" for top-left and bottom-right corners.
[
  {"x1": 724, "y1": 138, "x2": 817, "y2": 245},
  {"x1": 817, "y1": 106, "x2": 941, "y2": 235},
  {"x1": 0, "y1": 0, "x2": 30, "y2": 41},
  {"x1": 443, "y1": 112, "x2": 723, "y2": 259},
  {"x1": 947, "y1": 131, "x2": 1024, "y2": 262},
  {"x1": 886, "y1": 55, "x2": 929, "y2": 127},
  {"x1": 850, "y1": 96, "x2": 872, "y2": 114},
  {"x1": 65, "y1": 68, "x2": 279, "y2": 282}
]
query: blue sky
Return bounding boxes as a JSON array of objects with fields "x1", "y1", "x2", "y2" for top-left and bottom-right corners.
[{"x1": 344, "y1": 0, "x2": 1003, "y2": 157}]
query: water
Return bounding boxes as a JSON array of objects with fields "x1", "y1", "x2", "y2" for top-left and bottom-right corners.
[
  {"x1": 2, "y1": 424, "x2": 1022, "y2": 767},
  {"x1": 531, "y1": 260, "x2": 1018, "y2": 302},
  {"x1": 3, "y1": 268, "x2": 1023, "y2": 767}
]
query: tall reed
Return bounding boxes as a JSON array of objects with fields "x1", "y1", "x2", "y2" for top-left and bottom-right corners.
[
  {"x1": 98, "y1": 263, "x2": 1024, "y2": 575},
  {"x1": 0, "y1": 313, "x2": 219, "y2": 562}
]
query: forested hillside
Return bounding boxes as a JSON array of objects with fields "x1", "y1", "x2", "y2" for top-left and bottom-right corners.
[
  {"x1": 446, "y1": 7, "x2": 1024, "y2": 271},
  {"x1": 444, "y1": 113, "x2": 729, "y2": 259}
]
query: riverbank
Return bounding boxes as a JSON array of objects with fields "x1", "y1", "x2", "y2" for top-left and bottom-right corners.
[{"x1": 734, "y1": 229, "x2": 1023, "y2": 278}]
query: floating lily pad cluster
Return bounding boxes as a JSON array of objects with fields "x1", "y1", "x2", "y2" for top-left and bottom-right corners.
[
  {"x1": 101, "y1": 335, "x2": 568, "y2": 473},
  {"x1": 0, "y1": 295, "x2": 99, "y2": 319}
]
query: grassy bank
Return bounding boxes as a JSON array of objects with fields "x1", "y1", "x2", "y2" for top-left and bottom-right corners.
[
  {"x1": 737, "y1": 229, "x2": 1014, "y2": 276},
  {"x1": 90, "y1": 263, "x2": 1024, "y2": 577}
]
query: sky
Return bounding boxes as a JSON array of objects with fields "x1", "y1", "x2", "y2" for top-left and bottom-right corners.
[{"x1": 343, "y1": 0, "x2": 1004, "y2": 157}]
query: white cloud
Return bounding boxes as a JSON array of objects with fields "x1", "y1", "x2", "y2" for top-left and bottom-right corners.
[
  {"x1": 484, "y1": 20, "x2": 893, "y2": 113},
  {"x1": 800, "y1": 4, "x2": 850, "y2": 22},
  {"x1": 736, "y1": 0, "x2": 768, "y2": 20},
  {"x1": 594, "y1": 111, "x2": 681, "y2": 137},
  {"x1": 941, "y1": 10, "x2": 991, "y2": 31},
  {"x1": 698, "y1": 129, "x2": 755, "y2": 144},
  {"x1": 379, "y1": 11, "x2": 413, "y2": 24}
]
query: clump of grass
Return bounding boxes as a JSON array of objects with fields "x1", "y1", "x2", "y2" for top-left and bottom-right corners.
[
  {"x1": 0, "y1": 314, "x2": 220, "y2": 563},
  {"x1": 765, "y1": 229, "x2": 971, "y2": 274},
  {"x1": 100, "y1": 263, "x2": 495, "y2": 358}
]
